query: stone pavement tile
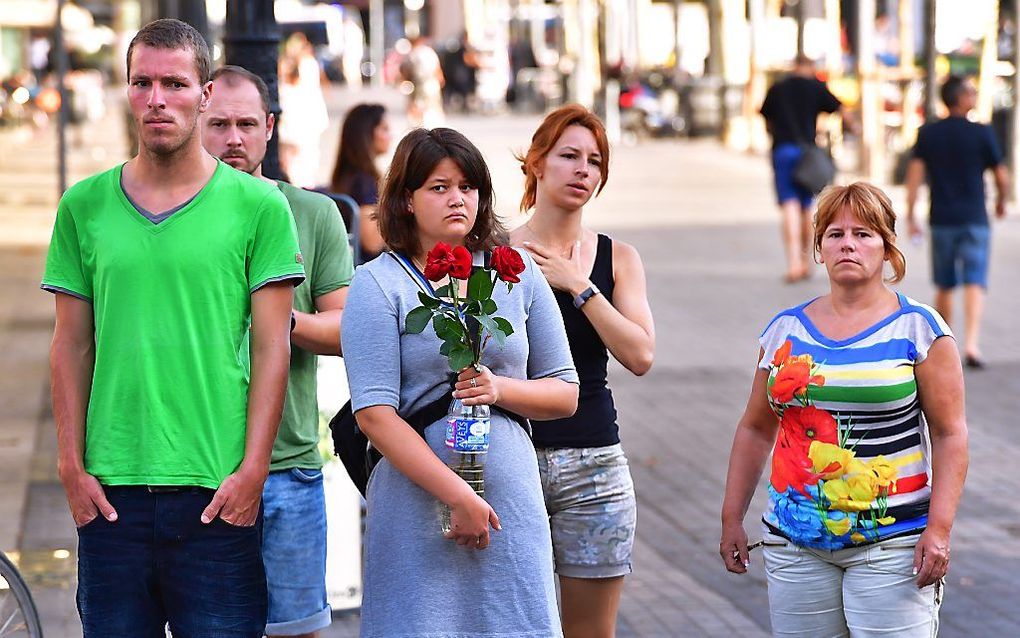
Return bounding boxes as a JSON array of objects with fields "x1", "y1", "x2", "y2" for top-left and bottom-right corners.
[
  {"x1": 21, "y1": 418, "x2": 81, "y2": 635},
  {"x1": 0, "y1": 97, "x2": 129, "y2": 248},
  {"x1": 625, "y1": 536, "x2": 768, "y2": 637},
  {"x1": 0, "y1": 419, "x2": 37, "y2": 550},
  {"x1": 0, "y1": 255, "x2": 52, "y2": 543},
  {"x1": 613, "y1": 366, "x2": 771, "y2": 635}
]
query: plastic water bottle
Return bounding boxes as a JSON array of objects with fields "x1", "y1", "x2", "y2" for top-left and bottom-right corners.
[{"x1": 439, "y1": 398, "x2": 490, "y2": 535}]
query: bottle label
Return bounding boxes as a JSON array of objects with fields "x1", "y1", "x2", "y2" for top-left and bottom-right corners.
[{"x1": 445, "y1": 416, "x2": 490, "y2": 452}]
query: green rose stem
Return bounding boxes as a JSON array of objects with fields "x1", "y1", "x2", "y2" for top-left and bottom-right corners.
[
  {"x1": 437, "y1": 271, "x2": 496, "y2": 517},
  {"x1": 405, "y1": 261, "x2": 517, "y2": 534}
]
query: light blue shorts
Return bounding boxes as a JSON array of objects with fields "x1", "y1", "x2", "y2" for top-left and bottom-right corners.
[
  {"x1": 771, "y1": 143, "x2": 814, "y2": 209},
  {"x1": 537, "y1": 444, "x2": 637, "y2": 579},
  {"x1": 262, "y1": 467, "x2": 332, "y2": 635},
  {"x1": 930, "y1": 224, "x2": 991, "y2": 289}
]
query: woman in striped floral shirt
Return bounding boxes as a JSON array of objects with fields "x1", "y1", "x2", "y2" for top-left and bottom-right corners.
[{"x1": 720, "y1": 182, "x2": 968, "y2": 637}]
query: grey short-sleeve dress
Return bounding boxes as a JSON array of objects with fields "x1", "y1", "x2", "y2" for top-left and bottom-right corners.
[{"x1": 341, "y1": 249, "x2": 578, "y2": 638}]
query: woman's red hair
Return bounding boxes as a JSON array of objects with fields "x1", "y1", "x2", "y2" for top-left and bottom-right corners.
[{"x1": 517, "y1": 104, "x2": 610, "y2": 212}]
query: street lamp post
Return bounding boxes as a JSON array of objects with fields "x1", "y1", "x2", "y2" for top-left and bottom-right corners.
[
  {"x1": 55, "y1": 0, "x2": 68, "y2": 195},
  {"x1": 222, "y1": 0, "x2": 284, "y2": 180},
  {"x1": 706, "y1": 0, "x2": 725, "y2": 140},
  {"x1": 795, "y1": 0, "x2": 806, "y2": 59},
  {"x1": 370, "y1": 0, "x2": 385, "y2": 87},
  {"x1": 857, "y1": 0, "x2": 882, "y2": 181},
  {"x1": 158, "y1": 0, "x2": 210, "y2": 46},
  {"x1": 924, "y1": 0, "x2": 939, "y2": 122}
]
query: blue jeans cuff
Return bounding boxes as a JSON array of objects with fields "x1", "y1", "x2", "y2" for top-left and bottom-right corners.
[{"x1": 265, "y1": 605, "x2": 332, "y2": 635}]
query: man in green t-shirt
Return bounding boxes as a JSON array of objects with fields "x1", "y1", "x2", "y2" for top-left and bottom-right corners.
[
  {"x1": 42, "y1": 20, "x2": 303, "y2": 637},
  {"x1": 202, "y1": 65, "x2": 354, "y2": 638}
]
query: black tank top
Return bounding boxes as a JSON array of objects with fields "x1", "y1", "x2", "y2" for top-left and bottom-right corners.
[{"x1": 532, "y1": 233, "x2": 619, "y2": 448}]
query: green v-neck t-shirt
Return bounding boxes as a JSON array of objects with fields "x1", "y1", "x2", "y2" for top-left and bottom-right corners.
[
  {"x1": 42, "y1": 161, "x2": 305, "y2": 489},
  {"x1": 258, "y1": 181, "x2": 354, "y2": 472}
]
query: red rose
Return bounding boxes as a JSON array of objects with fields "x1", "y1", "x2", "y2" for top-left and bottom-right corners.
[
  {"x1": 449, "y1": 245, "x2": 473, "y2": 280},
  {"x1": 423, "y1": 243, "x2": 473, "y2": 281},
  {"x1": 423, "y1": 242, "x2": 455, "y2": 281},
  {"x1": 778, "y1": 406, "x2": 838, "y2": 456},
  {"x1": 491, "y1": 246, "x2": 526, "y2": 283}
]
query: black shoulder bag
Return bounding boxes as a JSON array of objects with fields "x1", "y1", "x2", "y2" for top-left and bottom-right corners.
[
  {"x1": 329, "y1": 389, "x2": 454, "y2": 497},
  {"x1": 779, "y1": 90, "x2": 836, "y2": 195},
  {"x1": 329, "y1": 251, "x2": 529, "y2": 497}
]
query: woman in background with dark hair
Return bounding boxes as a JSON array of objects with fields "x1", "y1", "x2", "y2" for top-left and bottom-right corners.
[
  {"x1": 341, "y1": 127, "x2": 578, "y2": 637},
  {"x1": 330, "y1": 103, "x2": 391, "y2": 259}
]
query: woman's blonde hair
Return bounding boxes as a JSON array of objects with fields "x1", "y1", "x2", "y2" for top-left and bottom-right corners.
[{"x1": 813, "y1": 182, "x2": 906, "y2": 284}]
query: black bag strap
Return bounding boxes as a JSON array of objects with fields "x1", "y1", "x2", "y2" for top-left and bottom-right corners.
[{"x1": 329, "y1": 389, "x2": 461, "y2": 498}]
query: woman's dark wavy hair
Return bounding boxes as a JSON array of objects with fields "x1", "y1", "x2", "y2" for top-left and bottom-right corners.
[
  {"x1": 330, "y1": 103, "x2": 386, "y2": 194},
  {"x1": 377, "y1": 128, "x2": 507, "y2": 256}
]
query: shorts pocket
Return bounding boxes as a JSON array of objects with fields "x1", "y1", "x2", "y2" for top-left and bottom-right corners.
[
  {"x1": 591, "y1": 446, "x2": 627, "y2": 467},
  {"x1": 290, "y1": 467, "x2": 324, "y2": 484},
  {"x1": 762, "y1": 532, "x2": 803, "y2": 574},
  {"x1": 867, "y1": 534, "x2": 921, "y2": 576}
]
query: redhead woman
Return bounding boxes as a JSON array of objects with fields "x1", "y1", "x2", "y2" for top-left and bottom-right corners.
[
  {"x1": 720, "y1": 182, "x2": 968, "y2": 637},
  {"x1": 510, "y1": 104, "x2": 655, "y2": 638}
]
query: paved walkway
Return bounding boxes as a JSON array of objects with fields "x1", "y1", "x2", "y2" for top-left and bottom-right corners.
[{"x1": 2, "y1": 88, "x2": 1018, "y2": 637}]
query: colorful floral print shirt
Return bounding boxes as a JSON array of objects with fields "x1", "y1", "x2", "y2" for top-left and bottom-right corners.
[{"x1": 758, "y1": 294, "x2": 952, "y2": 550}]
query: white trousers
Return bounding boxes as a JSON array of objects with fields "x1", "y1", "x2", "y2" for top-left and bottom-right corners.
[{"x1": 763, "y1": 531, "x2": 943, "y2": 637}]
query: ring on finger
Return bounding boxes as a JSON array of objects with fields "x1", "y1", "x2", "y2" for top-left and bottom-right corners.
[{"x1": 470, "y1": 378, "x2": 477, "y2": 388}]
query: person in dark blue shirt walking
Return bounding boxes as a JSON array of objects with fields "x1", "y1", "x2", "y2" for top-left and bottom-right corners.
[{"x1": 906, "y1": 75, "x2": 1009, "y2": 368}]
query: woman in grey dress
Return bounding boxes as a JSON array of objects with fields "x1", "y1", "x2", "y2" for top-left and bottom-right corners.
[{"x1": 341, "y1": 128, "x2": 579, "y2": 638}]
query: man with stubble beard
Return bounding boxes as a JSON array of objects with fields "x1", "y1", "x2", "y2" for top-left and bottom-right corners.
[
  {"x1": 202, "y1": 65, "x2": 354, "y2": 638},
  {"x1": 43, "y1": 19, "x2": 304, "y2": 636}
]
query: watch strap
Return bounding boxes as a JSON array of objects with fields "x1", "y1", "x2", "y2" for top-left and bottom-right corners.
[{"x1": 572, "y1": 284, "x2": 600, "y2": 309}]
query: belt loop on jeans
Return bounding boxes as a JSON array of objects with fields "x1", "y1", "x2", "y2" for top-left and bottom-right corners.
[{"x1": 147, "y1": 485, "x2": 186, "y2": 493}]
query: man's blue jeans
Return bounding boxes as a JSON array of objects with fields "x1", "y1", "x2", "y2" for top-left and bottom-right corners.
[
  {"x1": 262, "y1": 468, "x2": 332, "y2": 635},
  {"x1": 75, "y1": 485, "x2": 267, "y2": 637}
]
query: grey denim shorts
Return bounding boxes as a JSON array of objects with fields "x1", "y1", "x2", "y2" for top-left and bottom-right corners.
[{"x1": 536, "y1": 444, "x2": 637, "y2": 579}]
